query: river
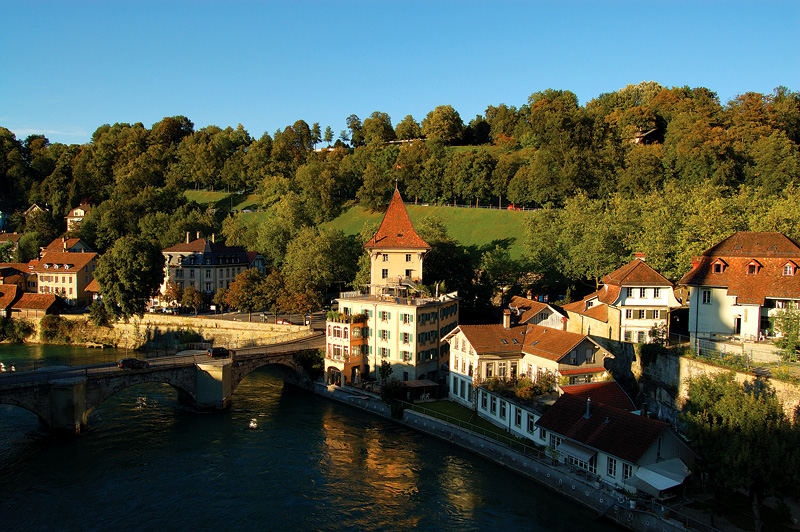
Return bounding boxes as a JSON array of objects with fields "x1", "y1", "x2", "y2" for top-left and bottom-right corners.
[{"x1": 0, "y1": 345, "x2": 620, "y2": 531}]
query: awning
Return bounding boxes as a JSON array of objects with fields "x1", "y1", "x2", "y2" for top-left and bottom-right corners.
[
  {"x1": 634, "y1": 459, "x2": 690, "y2": 495},
  {"x1": 557, "y1": 440, "x2": 596, "y2": 462}
]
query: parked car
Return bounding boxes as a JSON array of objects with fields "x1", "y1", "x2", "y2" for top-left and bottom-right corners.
[
  {"x1": 276, "y1": 319, "x2": 291, "y2": 325},
  {"x1": 118, "y1": 358, "x2": 150, "y2": 370},
  {"x1": 207, "y1": 347, "x2": 230, "y2": 358}
]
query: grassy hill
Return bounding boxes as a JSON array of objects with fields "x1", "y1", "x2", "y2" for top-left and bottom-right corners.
[
  {"x1": 184, "y1": 190, "x2": 260, "y2": 211},
  {"x1": 323, "y1": 204, "x2": 531, "y2": 259}
]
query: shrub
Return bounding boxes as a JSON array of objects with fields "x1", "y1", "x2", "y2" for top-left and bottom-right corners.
[
  {"x1": 0, "y1": 317, "x2": 34, "y2": 342},
  {"x1": 89, "y1": 301, "x2": 112, "y2": 327},
  {"x1": 293, "y1": 349, "x2": 324, "y2": 380}
]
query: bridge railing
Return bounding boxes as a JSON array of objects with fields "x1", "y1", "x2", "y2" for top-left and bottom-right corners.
[{"x1": 228, "y1": 330, "x2": 318, "y2": 350}]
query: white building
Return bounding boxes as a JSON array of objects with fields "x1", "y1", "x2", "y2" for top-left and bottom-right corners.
[{"x1": 679, "y1": 231, "x2": 800, "y2": 344}]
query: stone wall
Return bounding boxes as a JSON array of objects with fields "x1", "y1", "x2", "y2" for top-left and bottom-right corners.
[
  {"x1": 53, "y1": 314, "x2": 307, "y2": 350},
  {"x1": 636, "y1": 349, "x2": 800, "y2": 421}
]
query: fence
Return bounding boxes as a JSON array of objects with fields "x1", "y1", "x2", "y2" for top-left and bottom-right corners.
[{"x1": 403, "y1": 201, "x2": 536, "y2": 211}]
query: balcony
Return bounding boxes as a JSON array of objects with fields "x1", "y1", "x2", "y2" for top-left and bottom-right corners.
[{"x1": 326, "y1": 311, "x2": 368, "y2": 324}]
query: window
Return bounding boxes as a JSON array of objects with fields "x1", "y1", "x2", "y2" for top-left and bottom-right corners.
[
  {"x1": 623, "y1": 463, "x2": 632, "y2": 480},
  {"x1": 586, "y1": 300, "x2": 593, "y2": 308},
  {"x1": 540, "y1": 428, "x2": 547, "y2": 441},
  {"x1": 607, "y1": 457, "x2": 617, "y2": 478},
  {"x1": 748, "y1": 264, "x2": 757, "y2": 275},
  {"x1": 626, "y1": 287, "x2": 633, "y2": 298},
  {"x1": 381, "y1": 269, "x2": 388, "y2": 279},
  {"x1": 713, "y1": 262, "x2": 723, "y2": 273},
  {"x1": 549, "y1": 434, "x2": 562, "y2": 449},
  {"x1": 514, "y1": 408, "x2": 522, "y2": 428},
  {"x1": 490, "y1": 396, "x2": 497, "y2": 414},
  {"x1": 638, "y1": 309, "x2": 646, "y2": 319},
  {"x1": 498, "y1": 362, "x2": 506, "y2": 377},
  {"x1": 405, "y1": 269, "x2": 412, "y2": 278},
  {"x1": 625, "y1": 309, "x2": 632, "y2": 319},
  {"x1": 382, "y1": 254, "x2": 388, "y2": 262},
  {"x1": 510, "y1": 362, "x2": 517, "y2": 378},
  {"x1": 499, "y1": 401, "x2": 506, "y2": 420},
  {"x1": 405, "y1": 253, "x2": 411, "y2": 262},
  {"x1": 459, "y1": 379, "x2": 465, "y2": 398},
  {"x1": 481, "y1": 391, "x2": 487, "y2": 409},
  {"x1": 527, "y1": 416, "x2": 535, "y2": 434},
  {"x1": 402, "y1": 332, "x2": 411, "y2": 344},
  {"x1": 640, "y1": 288, "x2": 647, "y2": 298},
  {"x1": 784, "y1": 264, "x2": 795, "y2": 276},
  {"x1": 486, "y1": 363, "x2": 493, "y2": 378},
  {"x1": 702, "y1": 290, "x2": 711, "y2": 304},
  {"x1": 653, "y1": 288, "x2": 661, "y2": 298},
  {"x1": 637, "y1": 331, "x2": 645, "y2": 343}
]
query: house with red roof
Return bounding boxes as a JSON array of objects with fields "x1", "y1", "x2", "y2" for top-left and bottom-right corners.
[
  {"x1": 507, "y1": 294, "x2": 567, "y2": 330},
  {"x1": 535, "y1": 393, "x2": 694, "y2": 496},
  {"x1": 43, "y1": 236, "x2": 94, "y2": 254},
  {"x1": 66, "y1": 202, "x2": 92, "y2": 232},
  {"x1": 325, "y1": 189, "x2": 458, "y2": 385},
  {"x1": 0, "y1": 284, "x2": 21, "y2": 318},
  {"x1": 12, "y1": 293, "x2": 58, "y2": 319},
  {"x1": 560, "y1": 381, "x2": 636, "y2": 411},
  {"x1": 679, "y1": 231, "x2": 800, "y2": 344},
  {"x1": 563, "y1": 255, "x2": 680, "y2": 343},
  {"x1": 31, "y1": 250, "x2": 98, "y2": 305}
]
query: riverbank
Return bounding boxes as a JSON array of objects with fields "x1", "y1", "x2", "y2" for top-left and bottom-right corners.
[{"x1": 312, "y1": 382, "x2": 720, "y2": 532}]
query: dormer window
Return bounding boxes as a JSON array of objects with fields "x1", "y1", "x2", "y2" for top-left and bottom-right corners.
[
  {"x1": 713, "y1": 263, "x2": 723, "y2": 273},
  {"x1": 712, "y1": 259, "x2": 727, "y2": 273},
  {"x1": 746, "y1": 260, "x2": 761, "y2": 275},
  {"x1": 586, "y1": 301, "x2": 593, "y2": 308},
  {"x1": 784, "y1": 262, "x2": 797, "y2": 276}
]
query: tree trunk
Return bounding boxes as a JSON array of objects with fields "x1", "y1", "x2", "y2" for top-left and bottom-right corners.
[{"x1": 751, "y1": 490, "x2": 762, "y2": 532}]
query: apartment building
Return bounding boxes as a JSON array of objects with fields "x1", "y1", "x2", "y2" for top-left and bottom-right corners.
[{"x1": 32, "y1": 250, "x2": 98, "y2": 305}]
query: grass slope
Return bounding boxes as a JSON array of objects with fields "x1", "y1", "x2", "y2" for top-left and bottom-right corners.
[
  {"x1": 324, "y1": 204, "x2": 530, "y2": 258},
  {"x1": 184, "y1": 190, "x2": 260, "y2": 211}
]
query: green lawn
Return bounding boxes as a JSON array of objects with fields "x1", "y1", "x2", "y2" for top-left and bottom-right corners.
[
  {"x1": 184, "y1": 190, "x2": 261, "y2": 212},
  {"x1": 413, "y1": 400, "x2": 523, "y2": 445},
  {"x1": 324, "y1": 204, "x2": 531, "y2": 258}
]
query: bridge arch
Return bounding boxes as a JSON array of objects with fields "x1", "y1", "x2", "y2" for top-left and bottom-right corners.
[
  {"x1": 230, "y1": 355, "x2": 306, "y2": 393},
  {"x1": 0, "y1": 396, "x2": 50, "y2": 428},
  {"x1": 85, "y1": 367, "x2": 199, "y2": 416}
]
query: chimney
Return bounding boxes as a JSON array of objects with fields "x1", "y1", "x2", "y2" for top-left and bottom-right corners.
[
  {"x1": 196, "y1": 231, "x2": 201, "y2": 240},
  {"x1": 62, "y1": 236, "x2": 67, "y2": 251},
  {"x1": 502, "y1": 309, "x2": 511, "y2": 329},
  {"x1": 634, "y1": 252, "x2": 646, "y2": 261},
  {"x1": 526, "y1": 289, "x2": 533, "y2": 300},
  {"x1": 584, "y1": 397, "x2": 592, "y2": 419},
  {"x1": 211, "y1": 233, "x2": 215, "y2": 243},
  {"x1": 185, "y1": 231, "x2": 190, "y2": 244}
]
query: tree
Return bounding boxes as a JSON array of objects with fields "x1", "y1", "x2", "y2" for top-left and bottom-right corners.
[
  {"x1": 362, "y1": 111, "x2": 396, "y2": 145},
  {"x1": 395, "y1": 115, "x2": 422, "y2": 140},
  {"x1": 323, "y1": 126, "x2": 334, "y2": 146},
  {"x1": 771, "y1": 307, "x2": 800, "y2": 361},
  {"x1": 94, "y1": 236, "x2": 165, "y2": 320},
  {"x1": 682, "y1": 373, "x2": 800, "y2": 532},
  {"x1": 422, "y1": 105, "x2": 464, "y2": 144},
  {"x1": 379, "y1": 360, "x2": 393, "y2": 383},
  {"x1": 224, "y1": 268, "x2": 267, "y2": 321},
  {"x1": 346, "y1": 114, "x2": 364, "y2": 147},
  {"x1": 0, "y1": 242, "x2": 13, "y2": 262},
  {"x1": 88, "y1": 300, "x2": 112, "y2": 327},
  {"x1": 182, "y1": 285, "x2": 204, "y2": 315},
  {"x1": 163, "y1": 281, "x2": 183, "y2": 305},
  {"x1": 212, "y1": 286, "x2": 227, "y2": 312},
  {"x1": 310, "y1": 122, "x2": 322, "y2": 149}
]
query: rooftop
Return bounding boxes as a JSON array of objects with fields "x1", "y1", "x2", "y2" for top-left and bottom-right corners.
[
  {"x1": 364, "y1": 189, "x2": 430, "y2": 250},
  {"x1": 561, "y1": 381, "x2": 635, "y2": 411},
  {"x1": 13, "y1": 292, "x2": 58, "y2": 311}
]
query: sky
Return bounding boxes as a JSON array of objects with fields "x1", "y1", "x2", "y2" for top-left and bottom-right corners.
[{"x1": 2, "y1": 0, "x2": 798, "y2": 145}]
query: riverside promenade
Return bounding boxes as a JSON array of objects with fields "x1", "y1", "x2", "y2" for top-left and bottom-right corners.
[{"x1": 313, "y1": 382, "x2": 719, "y2": 532}]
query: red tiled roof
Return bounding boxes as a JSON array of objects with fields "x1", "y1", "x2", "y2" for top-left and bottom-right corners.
[
  {"x1": 0, "y1": 263, "x2": 31, "y2": 273},
  {"x1": 522, "y1": 324, "x2": 587, "y2": 362},
  {"x1": 13, "y1": 293, "x2": 57, "y2": 310},
  {"x1": 678, "y1": 232, "x2": 800, "y2": 305},
  {"x1": 31, "y1": 251, "x2": 97, "y2": 273},
  {"x1": 85, "y1": 279, "x2": 100, "y2": 292},
  {"x1": 45, "y1": 237, "x2": 83, "y2": 251},
  {"x1": 364, "y1": 189, "x2": 430, "y2": 250},
  {"x1": 603, "y1": 258, "x2": 673, "y2": 288},
  {"x1": 0, "y1": 284, "x2": 20, "y2": 309},
  {"x1": 536, "y1": 393, "x2": 667, "y2": 463},
  {"x1": 508, "y1": 295, "x2": 557, "y2": 323},
  {"x1": 562, "y1": 381, "x2": 636, "y2": 411},
  {"x1": 0, "y1": 233, "x2": 22, "y2": 243},
  {"x1": 562, "y1": 295, "x2": 610, "y2": 323},
  {"x1": 453, "y1": 323, "x2": 526, "y2": 356}
]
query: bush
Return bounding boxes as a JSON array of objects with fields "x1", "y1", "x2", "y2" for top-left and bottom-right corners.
[
  {"x1": 40, "y1": 315, "x2": 79, "y2": 343},
  {"x1": 293, "y1": 349, "x2": 324, "y2": 380},
  {"x1": 89, "y1": 301, "x2": 112, "y2": 327},
  {"x1": 0, "y1": 317, "x2": 34, "y2": 342}
]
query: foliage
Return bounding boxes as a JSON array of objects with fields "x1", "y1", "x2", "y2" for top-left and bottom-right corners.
[
  {"x1": 0, "y1": 317, "x2": 34, "y2": 342},
  {"x1": 379, "y1": 360, "x2": 393, "y2": 383},
  {"x1": 88, "y1": 300, "x2": 112, "y2": 327},
  {"x1": 181, "y1": 285, "x2": 204, "y2": 315},
  {"x1": 39, "y1": 315, "x2": 79, "y2": 343},
  {"x1": 682, "y1": 373, "x2": 800, "y2": 532},
  {"x1": 292, "y1": 349, "x2": 324, "y2": 380},
  {"x1": 94, "y1": 235, "x2": 165, "y2": 320},
  {"x1": 0, "y1": 242, "x2": 13, "y2": 262},
  {"x1": 770, "y1": 307, "x2": 800, "y2": 362}
]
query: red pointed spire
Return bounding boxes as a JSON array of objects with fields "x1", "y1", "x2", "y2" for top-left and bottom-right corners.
[{"x1": 364, "y1": 189, "x2": 430, "y2": 250}]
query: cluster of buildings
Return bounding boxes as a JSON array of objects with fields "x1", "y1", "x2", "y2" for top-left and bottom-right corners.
[
  {"x1": 323, "y1": 189, "x2": 800, "y2": 498},
  {"x1": 0, "y1": 202, "x2": 266, "y2": 319}
]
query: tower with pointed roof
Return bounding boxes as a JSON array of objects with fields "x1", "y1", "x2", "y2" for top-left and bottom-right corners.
[
  {"x1": 324, "y1": 189, "x2": 459, "y2": 386},
  {"x1": 364, "y1": 188, "x2": 430, "y2": 295}
]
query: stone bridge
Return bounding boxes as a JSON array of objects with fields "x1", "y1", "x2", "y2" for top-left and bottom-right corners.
[{"x1": 0, "y1": 332, "x2": 324, "y2": 433}]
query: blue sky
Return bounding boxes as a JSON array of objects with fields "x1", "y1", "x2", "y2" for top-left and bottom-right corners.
[{"x1": 2, "y1": 1, "x2": 798, "y2": 145}]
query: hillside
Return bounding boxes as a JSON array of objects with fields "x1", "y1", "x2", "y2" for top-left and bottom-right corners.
[{"x1": 323, "y1": 204, "x2": 531, "y2": 259}]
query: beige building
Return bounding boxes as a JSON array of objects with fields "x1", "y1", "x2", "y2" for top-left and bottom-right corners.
[
  {"x1": 66, "y1": 203, "x2": 91, "y2": 232},
  {"x1": 325, "y1": 189, "x2": 459, "y2": 385},
  {"x1": 32, "y1": 250, "x2": 98, "y2": 305},
  {"x1": 563, "y1": 255, "x2": 680, "y2": 343},
  {"x1": 159, "y1": 232, "x2": 266, "y2": 302}
]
